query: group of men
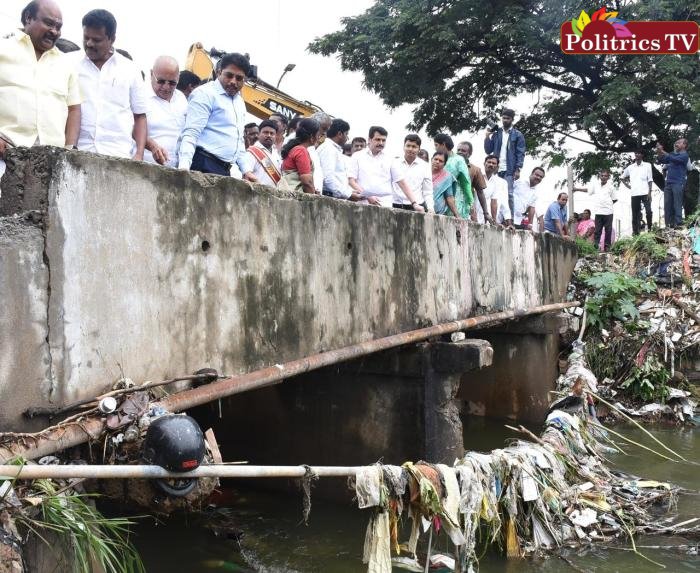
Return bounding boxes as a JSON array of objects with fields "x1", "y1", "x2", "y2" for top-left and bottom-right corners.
[
  {"x1": 237, "y1": 106, "x2": 532, "y2": 225},
  {"x1": 0, "y1": 0, "x2": 693, "y2": 240},
  {"x1": 546, "y1": 140, "x2": 692, "y2": 250},
  {"x1": 0, "y1": 0, "x2": 533, "y2": 228}
]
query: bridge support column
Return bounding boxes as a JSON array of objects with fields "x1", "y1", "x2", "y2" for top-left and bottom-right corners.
[
  {"x1": 458, "y1": 312, "x2": 578, "y2": 422},
  {"x1": 423, "y1": 339, "x2": 493, "y2": 463}
]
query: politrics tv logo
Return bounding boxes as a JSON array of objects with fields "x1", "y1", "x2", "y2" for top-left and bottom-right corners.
[{"x1": 561, "y1": 7, "x2": 699, "y2": 54}]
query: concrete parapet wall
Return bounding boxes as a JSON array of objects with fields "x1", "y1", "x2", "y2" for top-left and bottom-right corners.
[{"x1": 0, "y1": 147, "x2": 577, "y2": 431}]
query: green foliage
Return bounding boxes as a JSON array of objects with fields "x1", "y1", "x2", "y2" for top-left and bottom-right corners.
[
  {"x1": 309, "y1": 0, "x2": 700, "y2": 181},
  {"x1": 621, "y1": 355, "x2": 670, "y2": 402},
  {"x1": 18, "y1": 479, "x2": 145, "y2": 573},
  {"x1": 574, "y1": 236, "x2": 598, "y2": 257},
  {"x1": 584, "y1": 271, "x2": 655, "y2": 330},
  {"x1": 610, "y1": 232, "x2": 667, "y2": 262}
]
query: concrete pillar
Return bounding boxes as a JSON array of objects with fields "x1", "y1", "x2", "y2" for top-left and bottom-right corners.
[
  {"x1": 423, "y1": 339, "x2": 493, "y2": 463},
  {"x1": 458, "y1": 313, "x2": 576, "y2": 423}
]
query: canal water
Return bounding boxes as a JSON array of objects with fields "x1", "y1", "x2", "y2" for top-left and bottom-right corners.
[{"x1": 132, "y1": 417, "x2": 699, "y2": 572}]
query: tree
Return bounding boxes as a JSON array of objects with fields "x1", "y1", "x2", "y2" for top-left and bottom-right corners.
[{"x1": 309, "y1": 0, "x2": 700, "y2": 182}]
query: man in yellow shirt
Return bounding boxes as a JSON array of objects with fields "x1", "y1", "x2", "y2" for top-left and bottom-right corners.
[{"x1": 0, "y1": 0, "x2": 81, "y2": 188}]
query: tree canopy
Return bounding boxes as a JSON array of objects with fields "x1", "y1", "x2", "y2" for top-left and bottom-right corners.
[{"x1": 309, "y1": 0, "x2": 700, "y2": 180}]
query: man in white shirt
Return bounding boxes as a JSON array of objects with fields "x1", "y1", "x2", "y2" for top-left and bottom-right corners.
[
  {"x1": 482, "y1": 155, "x2": 512, "y2": 227},
  {"x1": 512, "y1": 167, "x2": 544, "y2": 229},
  {"x1": 574, "y1": 168, "x2": 618, "y2": 251},
  {"x1": 77, "y1": 9, "x2": 147, "y2": 160},
  {"x1": 317, "y1": 118, "x2": 359, "y2": 200},
  {"x1": 246, "y1": 119, "x2": 282, "y2": 188},
  {"x1": 308, "y1": 112, "x2": 332, "y2": 195},
  {"x1": 622, "y1": 150, "x2": 654, "y2": 235},
  {"x1": 348, "y1": 126, "x2": 424, "y2": 212},
  {"x1": 392, "y1": 134, "x2": 433, "y2": 212},
  {"x1": 143, "y1": 56, "x2": 187, "y2": 167}
]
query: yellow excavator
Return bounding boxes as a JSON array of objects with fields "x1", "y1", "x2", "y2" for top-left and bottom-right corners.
[{"x1": 185, "y1": 43, "x2": 324, "y2": 121}]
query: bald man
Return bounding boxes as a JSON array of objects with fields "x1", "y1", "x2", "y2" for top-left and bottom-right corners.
[
  {"x1": 144, "y1": 55, "x2": 187, "y2": 166},
  {"x1": 0, "y1": 0, "x2": 81, "y2": 187}
]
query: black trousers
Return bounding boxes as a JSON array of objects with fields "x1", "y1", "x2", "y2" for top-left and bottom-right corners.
[
  {"x1": 631, "y1": 194, "x2": 652, "y2": 235},
  {"x1": 594, "y1": 214, "x2": 613, "y2": 251},
  {"x1": 190, "y1": 147, "x2": 231, "y2": 176}
]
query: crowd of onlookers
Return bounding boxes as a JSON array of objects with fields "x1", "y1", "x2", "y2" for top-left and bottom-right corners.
[{"x1": 0, "y1": 1, "x2": 693, "y2": 249}]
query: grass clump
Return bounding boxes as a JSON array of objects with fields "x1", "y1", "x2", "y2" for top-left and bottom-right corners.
[
  {"x1": 574, "y1": 236, "x2": 598, "y2": 257},
  {"x1": 610, "y1": 232, "x2": 667, "y2": 266},
  {"x1": 17, "y1": 479, "x2": 145, "y2": 573}
]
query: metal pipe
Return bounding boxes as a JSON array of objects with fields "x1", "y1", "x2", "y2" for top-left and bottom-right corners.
[
  {"x1": 0, "y1": 301, "x2": 578, "y2": 463},
  {"x1": 0, "y1": 464, "x2": 357, "y2": 479}
]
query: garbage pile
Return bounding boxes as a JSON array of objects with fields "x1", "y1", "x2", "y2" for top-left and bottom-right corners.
[
  {"x1": 352, "y1": 356, "x2": 693, "y2": 573},
  {"x1": 565, "y1": 228, "x2": 700, "y2": 424}
]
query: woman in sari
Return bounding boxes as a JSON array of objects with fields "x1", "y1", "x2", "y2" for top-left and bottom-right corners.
[
  {"x1": 279, "y1": 118, "x2": 320, "y2": 194},
  {"x1": 576, "y1": 209, "x2": 595, "y2": 242},
  {"x1": 432, "y1": 151, "x2": 460, "y2": 217}
]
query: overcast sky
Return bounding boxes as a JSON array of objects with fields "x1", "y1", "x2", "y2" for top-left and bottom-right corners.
[{"x1": 4, "y1": 0, "x2": 657, "y2": 227}]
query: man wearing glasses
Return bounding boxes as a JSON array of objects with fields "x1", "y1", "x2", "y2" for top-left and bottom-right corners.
[
  {"x1": 144, "y1": 56, "x2": 187, "y2": 167},
  {"x1": 178, "y1": 52, "x2": 256, "y2": 181}
]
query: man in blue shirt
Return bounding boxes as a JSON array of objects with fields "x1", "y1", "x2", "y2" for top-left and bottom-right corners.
[
  {"x1": 178, "y1": 52, "x2": 256, "y2": 180},
  {"x1": 656, "y1": 138, "x2": 690, "y2": 227},
  {"x1": 543, "y1": 192, "x2": 570, "y2": 237}
]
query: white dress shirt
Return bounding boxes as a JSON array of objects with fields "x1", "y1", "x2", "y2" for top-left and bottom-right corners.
[
  {"x1": 144, "y1": 86, "x2": 187, "y2": 167},
  {"x1": 247, "y1": 141, "x2": 282, "y2": 188},
  {"x1": 622, "y1": 161, "x2": 653, "y2": 197},
  {"x1": 317, "y1": 138, "x2": 352, "y2": 198},
  {"x1": 349, "y1": 148, "x2": 405, "y2": 207},
  {"x1": 477, "y1": 174, "x2": 508, "y2": 223},
  {"x1": 77, "y1": 52, "x2": 148, "y2": 158},
  {"x1": 512, "y1": 179, "x2": 537, "y2": 225},
  {"x1": 492, "y1": 176, "x2": 512, "y2": 223},
  {"x1": 392, "y1": 156, "x2": 433, "y2": 211},
  {"x1": 498, "y1": 127, "x2": 511, "y2": 170},
  {"x1": 308, "y1": 145, "x2": 324, "y2": 193},
  {"x1": 589, "y1": 179, "x2": 618, "y2": 215}
]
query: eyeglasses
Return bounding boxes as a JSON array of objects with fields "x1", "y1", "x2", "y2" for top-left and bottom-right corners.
[
  {"x1": 153, "y1": 77, "x2": 177, "y2": 87},
  {"x1": 222, "y1": 72, "x2": 246, "y2": 82}
]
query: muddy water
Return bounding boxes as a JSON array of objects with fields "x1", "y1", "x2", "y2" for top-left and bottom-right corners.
[{"x1": 132, "y1": 418, "x2": 699, "y2": 572}]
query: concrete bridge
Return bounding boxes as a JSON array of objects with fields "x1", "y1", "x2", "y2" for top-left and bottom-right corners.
[{"x1": 0, "y1": 147, "x2": 577, "y2": 463}]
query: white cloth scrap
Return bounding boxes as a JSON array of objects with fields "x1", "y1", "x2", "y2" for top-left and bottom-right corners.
[{"x1": 355, "y1": 465, "x2": 382, "y2": 509}]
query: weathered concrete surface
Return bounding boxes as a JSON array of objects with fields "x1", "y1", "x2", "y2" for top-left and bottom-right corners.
[
  {"x1": 424, "y1": 339, "x2": 493, "y2": 463},
  {"x1": 458, "y1": 315, "x2": 566, "y2": 422},
  {"x1": 198, "y1": 341, "x2": 492, "y2": 469},
  {"x1": 0, "y1": 217, "x2": 51, "y2": 430},
  {"x1": 0, "y1": 147, "x2": 577, "y2": 431}
]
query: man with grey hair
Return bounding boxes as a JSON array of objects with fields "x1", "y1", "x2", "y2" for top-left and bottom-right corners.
[
  {"x1": 310, "y1": 111, "x2": 332, "y2": 192},
  {"x1": 144, "y1": 55, "x2": 187, "y2": 167}
]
